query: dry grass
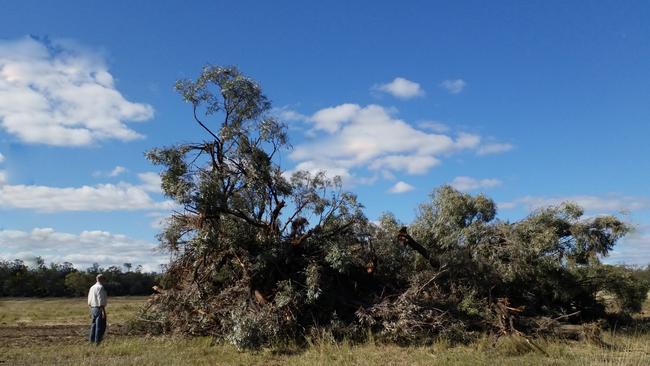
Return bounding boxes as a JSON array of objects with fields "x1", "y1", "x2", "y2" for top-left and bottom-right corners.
[
  {"x1": 0, "y1": 296, "x2": 148, "y2": 326},
  {"x1": 1, "y1": 334, "x2": 649, "y2": 366},
  {"x1": 0, "y1": 296, "x2": 649, "y2": 365}
]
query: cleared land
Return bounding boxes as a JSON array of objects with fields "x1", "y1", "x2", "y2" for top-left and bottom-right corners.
[{"x1": 0, "y1": 296, "x2": 649, "y2": 365}]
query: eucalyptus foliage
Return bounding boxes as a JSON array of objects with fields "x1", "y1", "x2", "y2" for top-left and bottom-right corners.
[
  {"x1": 142, "y1": 66, "x2": 648, "y2": 350},
  {"x1": 144, "y1": 66, "x2": 373, "y2": 349}
]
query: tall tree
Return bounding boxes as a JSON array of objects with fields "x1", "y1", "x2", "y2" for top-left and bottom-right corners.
[{"x1": 146, "y1": 66, "x2": 370, "y2": 349}]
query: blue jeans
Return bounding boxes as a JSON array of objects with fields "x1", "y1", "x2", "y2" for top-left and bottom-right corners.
[{"x1": 89, "y1": 307, "x2": 106, "y2": 344}]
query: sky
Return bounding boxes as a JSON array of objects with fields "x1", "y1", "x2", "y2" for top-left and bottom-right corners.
[{"x1": 0, "y1": 1, "x2": 648, "y2": 271}]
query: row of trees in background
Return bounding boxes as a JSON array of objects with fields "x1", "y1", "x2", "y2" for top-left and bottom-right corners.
[{"x1": 0, "y1": 258, "x2": 160, "y2": 297}]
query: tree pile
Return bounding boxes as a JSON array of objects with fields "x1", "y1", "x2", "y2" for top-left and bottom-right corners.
[{"x1": 139, "y1": 66, "x2": 649, "y2": 350}]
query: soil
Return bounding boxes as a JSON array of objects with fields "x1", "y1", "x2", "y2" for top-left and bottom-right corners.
[{"x1": 0, "y1": 324, "x2": 130, "y2": 347}]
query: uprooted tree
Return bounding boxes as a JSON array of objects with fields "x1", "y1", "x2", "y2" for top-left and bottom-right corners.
[{"x1": 139, "y1": 65, "x2": 649, "y2": 350}]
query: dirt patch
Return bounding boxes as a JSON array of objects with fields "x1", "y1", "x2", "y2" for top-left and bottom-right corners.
[{"x1": 0, "y1": 324, "x2": 130, "y2": 347}]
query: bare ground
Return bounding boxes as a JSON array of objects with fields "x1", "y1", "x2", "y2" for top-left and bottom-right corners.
[{"x1": 0, "y1": 324, "x2": 130, "y2": 347}]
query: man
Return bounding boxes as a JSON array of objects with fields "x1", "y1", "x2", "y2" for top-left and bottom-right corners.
[{"x1": 87, "y1": 274, "x2": 108, "y2": 344}]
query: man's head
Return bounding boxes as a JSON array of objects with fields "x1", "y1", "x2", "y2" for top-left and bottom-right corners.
[{"x1": 96, "y1": 274, "x2": 105, "y2": 284}]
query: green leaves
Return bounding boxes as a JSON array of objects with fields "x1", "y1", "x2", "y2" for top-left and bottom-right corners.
[{"x1": 144, "y1": 65, "x2": 648, "y2": 349}]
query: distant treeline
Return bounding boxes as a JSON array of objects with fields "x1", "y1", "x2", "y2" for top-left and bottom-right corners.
[{"x1": 0, "y1": 257, "x2": 160, "y2": 297}]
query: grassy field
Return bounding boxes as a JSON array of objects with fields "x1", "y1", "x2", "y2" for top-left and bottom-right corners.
[
  {"x1": 0, "y1": 296, "x2": 148, "y2": 326},
  {"x1": 1, "y1": 296, "x2": 649, "y2": 365}
]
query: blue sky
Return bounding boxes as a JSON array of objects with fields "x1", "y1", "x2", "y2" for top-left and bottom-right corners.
[{"x1": 0, "y1": 1, "x2": 648, "y2": 270}]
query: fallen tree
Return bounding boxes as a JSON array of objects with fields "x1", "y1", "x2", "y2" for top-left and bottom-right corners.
[{"x1": 138, "y1": 65, "x2": 649, "y2": 350}]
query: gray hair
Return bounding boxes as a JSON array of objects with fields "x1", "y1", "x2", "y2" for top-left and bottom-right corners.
[{"x1": 96, "y1": 274, "x2": 105, "y2": 282}]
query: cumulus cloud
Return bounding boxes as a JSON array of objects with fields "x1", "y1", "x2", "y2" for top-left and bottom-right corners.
[
  {"x1": 375, "y1": 77, "x2": 424, "y2": 99},
  {"x1": 310, "y1": 103, "x2": 361, "y2": 133},
  {"x1": 389, "y1": 181, "x2": 415, "y2": 194},
  {"x1": 450, "y1": 176, "x2": 501, "y2": 192},
  {"x1": 0, "y1": 182, "x2": 172, "y2": 212},
  {"x1": 477, "y1": 142, "x2": 514, "y2": 155},
  {"x1": 0, "y1": 228, "x2": 167, "y2": 272},
  {"x1": 290, "y1": 104, "x2": 481, "y2": 184},
  {"x1": 500, "y1": 194, "x2": 650, "y2": 213},
  {"x1": 0, "y1": 36, "x2": 154, "y2": 146},
  {"x1": 440, "y1": 79, "x2": 466, "y2": 94}
]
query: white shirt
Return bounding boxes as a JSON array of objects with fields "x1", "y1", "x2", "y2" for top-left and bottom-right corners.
[{"x1": 87, "y1": 282, "x2": 107, "y2": 307}]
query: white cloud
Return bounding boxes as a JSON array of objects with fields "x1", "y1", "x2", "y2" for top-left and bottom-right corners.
[
  {"x1": 137, "y1": 172, "x2": 162, "y2": 193},
  {"x1": 0, "y1": 36, "x2": 154, "y2": 146},
  {"x1": 0, "y1": 182, "x2": 172, "y2": 212},
  {"x1": 109, "y1": 166, "x2": 127, "y2": 177},
  {"x1": 275, "y1": 107, "x2": 309, "y2": 122},
  {"x1": 310, "y1": 103, "x2": 361, "y2": 133},
  {"x1": 605, "y1": 224, "x2": 650, "y2": 266},
  {"x1": 501, "y1": 194, "x2": 650, "y2": 213},
  {"x1": 291, "y1": 160, "x2": 355, "y2": 183},
  {"x1": 376, "y1": 77, "x2": 424, "y2": 99},
  {"x1": 450, "y1": 176, "x2": 501, "y2": 192},
  {"x1": 477, "y1": 143, "x2": 514, "y2": 155},
  {"x1": 418, "y1": 121, "x2": 450, "y2": 133},
  {"x1": 389, "y1": 181, "x2": 415, "y2": 194},
  {"x1": 0, "y1": 228, "x2": 167, "y2": 272},
  {"x1": 0, "y1": 152, "x2": 4, "y2": 163},
  {"x1": 370, "y1": 155, "x2": 440, "y2": 175},
  {"x1": 146, "y1": 211, "x2": 169, "y2": 229},
  {"x1": 440, "y1": 79, "x2": 466, "y2": 94},
  {"x1": 290, "y1": 104, "x2": 481, "y2": 184},
  {"x1": 456, "y1": 133, "x2": 482, "y2": 149}
]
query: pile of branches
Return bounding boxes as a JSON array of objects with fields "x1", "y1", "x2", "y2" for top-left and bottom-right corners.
[{"x1": 137, "y1": 65, "x2": 649, "y2": 350}]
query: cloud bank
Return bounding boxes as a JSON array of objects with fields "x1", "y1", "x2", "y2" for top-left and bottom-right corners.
[
  {"x1": 0, "y1": 36, "x2": 154, "y2": 146},
  {"x1": 0, "y1": 228, "x2": 167, "y2": 272},
  {"x1": 0, "y1": 173, "x2": 169, "y2": 212}
]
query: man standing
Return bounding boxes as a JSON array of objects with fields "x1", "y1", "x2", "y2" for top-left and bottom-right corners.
[{"x1": 87, "y1": 274, "x2": 107, "y2": 344}]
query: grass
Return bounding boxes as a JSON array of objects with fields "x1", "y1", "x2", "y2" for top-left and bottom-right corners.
[
  {"x1": 0, "y1": 296, "x2": 149, "y2": 326},
  {"x1": 2, "y1": 333, "x2": 649, "y2": 366},
  {"x1": 1, "y1": 296, "x2": 649, "y2": 365}
]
